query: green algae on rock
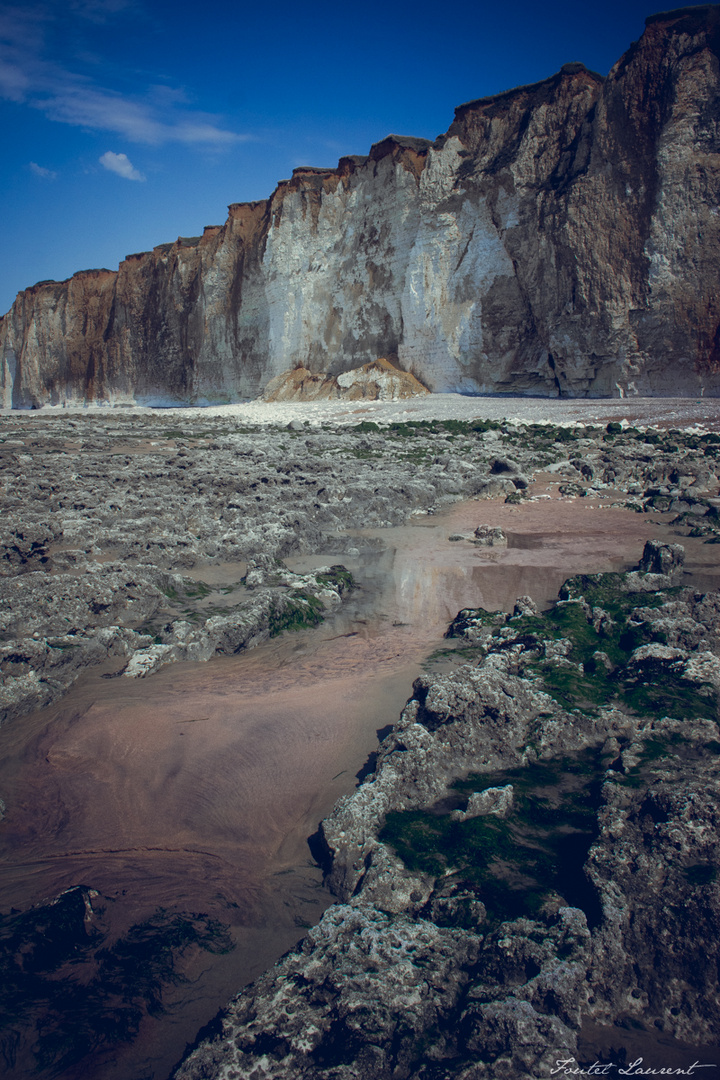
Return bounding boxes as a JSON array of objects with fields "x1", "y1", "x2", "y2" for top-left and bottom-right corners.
[{"x1": 175, "y1": 544, "x2": 720, "y2": 1079}]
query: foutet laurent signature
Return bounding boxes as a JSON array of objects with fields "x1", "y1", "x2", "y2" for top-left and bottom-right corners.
[{"x1": 551, "y1": 1060, "x2": 717, "y2": 1077}]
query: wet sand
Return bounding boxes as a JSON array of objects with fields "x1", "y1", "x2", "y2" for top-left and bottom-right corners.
[{"x1": 0, "y1": 485, "x2": 717, "y2": 1079}]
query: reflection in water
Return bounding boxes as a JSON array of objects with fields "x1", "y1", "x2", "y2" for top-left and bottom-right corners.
[
  {"x1": 0, "y1": 889, "x2": 234, "y2": 1078},
  {"x1": 0, "y1": 491, "x2": 709, "y2": 1080}
]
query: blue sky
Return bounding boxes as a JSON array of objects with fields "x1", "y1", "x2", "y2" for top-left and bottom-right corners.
[{"x1": 0, "y1": 0, "x2": 706, "y2": 315}]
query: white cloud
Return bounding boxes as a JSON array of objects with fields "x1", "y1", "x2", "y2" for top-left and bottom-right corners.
[
  {"x1": 0, "y1": 1, "x2": 248, "y2": 147},
  {"x1": 99, "y1": 150, "x2": 144, "y2": 180},
  {"x1": 39, "y1": 84, "x2": 244, "y2": 145},
  {"x1": 29, "y1": 161, "x2": 57, "y2": 178}
]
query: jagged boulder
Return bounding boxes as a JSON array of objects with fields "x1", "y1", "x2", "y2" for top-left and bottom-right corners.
[{"x1": 637, "y1": 538, "x2": 686, "y2": 575}]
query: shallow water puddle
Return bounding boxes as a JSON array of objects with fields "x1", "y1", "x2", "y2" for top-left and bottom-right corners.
[{"x1": 0, "y1": 490, "x2": 712, "y2": 1080}]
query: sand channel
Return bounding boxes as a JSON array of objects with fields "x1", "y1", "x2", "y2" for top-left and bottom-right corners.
[{"x1": 0, "y1": 482, "x2": 717, "y2": 1080}]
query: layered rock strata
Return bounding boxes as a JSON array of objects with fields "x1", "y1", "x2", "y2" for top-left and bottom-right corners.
[
  {"x1": 175, "y1": 547, "x2": 720, "y2": 1079},
  {"x1": 3, "y1": 6, "x2": 720, "y2": 406}
]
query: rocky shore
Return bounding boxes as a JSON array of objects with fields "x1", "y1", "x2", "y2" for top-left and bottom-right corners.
[
  {"x1": 174, "y1": 541, "x2": 720, "y2": 1078},
  {"x1": 3, "y1": 404, "x2": 720, "y2": 1077},
  {"x1": 4, "y1": 407, "x2": 720, "y2": 729}
]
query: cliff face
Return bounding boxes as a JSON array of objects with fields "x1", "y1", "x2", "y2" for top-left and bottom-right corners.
[{"x1": 3, "y1": 5, "x2": 720, "y2": 407}]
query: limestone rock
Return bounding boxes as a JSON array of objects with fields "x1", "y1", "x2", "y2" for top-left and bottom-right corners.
[
  {"x1": 3, "y1": 409, "x2": 720, "y2": 1076},
  {"x1": 6, "y1": 412, "x2": 719, "y2": 726},
  {"x1": 262, "y1": 366, "x2": 340, "y2": 401},
  {"x1": 335, "y1": 358, "x2": 429, "y2": 400},
  {"x1": 637, "y1": 538, "x2": 686, "y2": 575},
  {"x1": 262, "y1": 358, "x2": 429, "y2": 401},
  {"x1": 451, "y1": 784, "x2": 515, "y2": 820},
  {"x1": 177, "y1": 566, "x2": 720, "y2": 1077},
  {"x1": 474, "y1": 524, "x2": 507, "y2": 546}
]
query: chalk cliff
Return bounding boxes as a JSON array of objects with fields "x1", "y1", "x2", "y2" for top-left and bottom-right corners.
[{"x1": 2, "y1": 5, "x2": 720, "y2": 407}]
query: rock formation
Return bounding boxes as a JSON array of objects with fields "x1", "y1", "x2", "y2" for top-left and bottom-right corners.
[
  {"x1": 2, "y1": 6, "x2": 720, "y2": 406},
  {"x1": 175, "y1": 547, "x2": 720, "y2": 1079},
  {"x1": 4, "y1": 409, "x2": 720, "y2": 725},
  {"x1": 4, "y1": 405, "x2": 720, "y2": 1076},
  {"x1": 261, "y1": 358, "x2": 430, "y2": 401}
]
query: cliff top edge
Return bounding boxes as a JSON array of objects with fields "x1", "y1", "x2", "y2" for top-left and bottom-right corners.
[
  {"x1": 454, "y1": 63, "x2": 604, "y2": 118},
  {"x1": 645, "y1": 3, "x2": 720, "y2": 26},
  {"x1": 6, "y1": 4, "x2": 720, "y2": 313}
]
